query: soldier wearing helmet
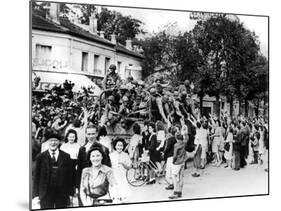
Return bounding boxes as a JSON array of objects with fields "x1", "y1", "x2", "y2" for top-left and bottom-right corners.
[
  {"x1": 102, "y1": 64, "x2": 122, "y2": 90},
  {"x1": 100, "y1": 95, "x2": 118, "y2": 127},
  {"x1": 117, "y1": 95, "x2": 136, "y2": 130}
]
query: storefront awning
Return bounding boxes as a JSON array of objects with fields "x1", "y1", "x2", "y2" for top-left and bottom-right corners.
[{"x1": 32, "y1": 71, "x2": 102, "y2": 95}]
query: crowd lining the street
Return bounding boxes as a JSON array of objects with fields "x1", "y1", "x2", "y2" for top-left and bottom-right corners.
[{"x1": 32, "y1": 64, "x2": 269, "y2": 209}]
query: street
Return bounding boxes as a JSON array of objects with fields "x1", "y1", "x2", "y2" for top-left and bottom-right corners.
[{"x1": 127, "y1": 161, "x2": 268, "y2": 203}]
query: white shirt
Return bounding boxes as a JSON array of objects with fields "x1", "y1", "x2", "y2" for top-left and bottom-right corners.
[
  {"x1": 60, "y1": 142, "x2": 80, "y2": 159},
  {"x1": 195, "y1": 128, "x2": 208, "y2": 148},
  {"x1": 157, "y1": 130, "x2": 166, "y2": 149},
  {"x1": 48, "y1": 149, "x2": 59, "y2": 161}
]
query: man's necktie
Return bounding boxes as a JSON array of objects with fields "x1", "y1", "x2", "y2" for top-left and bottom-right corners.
[{"x1": 51, "y1": 152, "x2": 56, "y2": 164}]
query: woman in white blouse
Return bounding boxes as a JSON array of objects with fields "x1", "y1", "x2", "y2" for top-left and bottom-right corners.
[{"x1": 61, "y1": 129, "x2": 81, "y2": 160}]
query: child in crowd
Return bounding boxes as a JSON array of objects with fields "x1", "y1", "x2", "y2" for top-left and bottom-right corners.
[{"x1": 168, "y1": 133, "x2": 187, "y2": 199}]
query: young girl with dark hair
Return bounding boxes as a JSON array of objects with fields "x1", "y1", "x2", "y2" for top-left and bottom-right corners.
[
  {"x1": 110, "y1": 138, "x2": 132, "y2": 203},
  {"x1": 61, "y1": 129, "x2": 80, "y2": 160},
  {"x1": 147, "y1": 122, "x2": 162, "y2": 184},
  {"x1": 80, "y1": 147, "x2": 117, "y2": 206}
]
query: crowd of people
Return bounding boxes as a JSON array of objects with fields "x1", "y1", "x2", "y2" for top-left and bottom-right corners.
[{"x1": 31, "y1": 64, "x2": 269, "y2": 209}]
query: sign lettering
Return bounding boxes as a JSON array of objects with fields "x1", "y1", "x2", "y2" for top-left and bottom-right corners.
[{"x1": 32, "y1": 58, "x2": 68, "y2": 69}]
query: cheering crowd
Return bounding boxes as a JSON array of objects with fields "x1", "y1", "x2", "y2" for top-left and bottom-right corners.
[{"x1": 32, "y1": 64, "x2": 269, "y2": 209}]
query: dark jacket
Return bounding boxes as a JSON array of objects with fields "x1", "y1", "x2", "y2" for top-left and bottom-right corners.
[
  {"x1": 233, "y1": 129, "x2": 241, "y2": 151},
  {"x1": 163, "y1": 135, "x2": 177, "y2": 161},
  {"x1": 239, "y1": 127, "x2": 249, "y2": 147},
  {"x1": 33, "y1": 150, "x2": 74, "y2": 199},
  {"x1": 148, "y1": 134, "x2": 162, "y2": 162}
]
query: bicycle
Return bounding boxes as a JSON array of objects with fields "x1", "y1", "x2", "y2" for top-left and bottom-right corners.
[{"x1": 126, "y1": 155, "x2": 168, "y2": 187}]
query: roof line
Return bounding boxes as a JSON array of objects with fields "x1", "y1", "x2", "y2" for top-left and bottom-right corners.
[{"x1": 32, "y1": 13, "x2": 144, "y2": 59}]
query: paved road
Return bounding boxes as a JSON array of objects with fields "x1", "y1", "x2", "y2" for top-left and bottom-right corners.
[{"x1": 126, "y1": 160, "x2": 268, "y2": 203}]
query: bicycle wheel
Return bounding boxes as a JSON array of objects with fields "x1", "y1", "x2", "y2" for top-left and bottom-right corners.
[{"x1": 126, "y1": 163, "x2": 148, "y2": 187}]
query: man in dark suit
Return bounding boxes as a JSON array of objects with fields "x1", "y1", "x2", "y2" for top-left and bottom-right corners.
[
  {"x1": 239, "y1": 121, "x2": 249, "y2": 168},
  {"x1": 76, "y1": 124, "x2": 111, "y2": 205},
  {"x1": 32, "y1": 135, "x2": 75, "y2": 209}
]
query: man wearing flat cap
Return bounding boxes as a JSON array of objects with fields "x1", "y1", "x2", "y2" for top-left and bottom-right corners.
[
  {"x1": 102, "y1": 64, "x2": 122, "y2": 90},
  {"x1": 32, "y1": 133, "x2": 75, "y2": 209}
]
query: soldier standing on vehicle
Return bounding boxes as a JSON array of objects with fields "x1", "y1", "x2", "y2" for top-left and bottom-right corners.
[{"x1": 102, "y1": 64, "x2": 122, "y2": 90}]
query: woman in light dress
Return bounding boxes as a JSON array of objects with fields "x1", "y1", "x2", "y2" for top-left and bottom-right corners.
[
  {"x1": 199, "y1": 122, "x2": 209, "y2": 168},
  {"x1": 224, "y1": 127, "x2": 234, "y2": 169},
  {"x1": 126, "y1": 123, "x2": 142, "y2": 166},
  {"x1": 210, "y1": 120, "x2": 224, "y2": 167},
  {"x1": 110, "y1": 138, "x2": 132, "y2": 203},
  {"x1": 80, "y1": 147, "x2": 118, "y2": 206}
]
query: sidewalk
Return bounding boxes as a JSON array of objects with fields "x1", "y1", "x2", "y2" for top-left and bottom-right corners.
[{"x1": 127, "y1": 161, "x2": 268, "y2": 203}]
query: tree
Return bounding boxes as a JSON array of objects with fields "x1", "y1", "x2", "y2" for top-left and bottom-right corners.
[
  {"x1": 141, "y1": 30, "x2": 177, "y2": 79},
  {"x1": 242, "y1": 55, "x2": 268, "y2": 117},
  {"x1": 97, "y1": 8, "x2": 145, "y2": 45},
  {"x1": 141, "y1": 23, "x2": 191, "y2": 81},
  {"x1": 72, "y1": 4, "x2": 95, "y2": 24},
  {"x1": 31, "y1": 1, "x2": 50, "y2": 17},
  {"x1": 191, "y1": 16, "x2": 261, "y2": 117},
  {"x1": 32, "y1": 4, "x2": 145, "y2": 46}
]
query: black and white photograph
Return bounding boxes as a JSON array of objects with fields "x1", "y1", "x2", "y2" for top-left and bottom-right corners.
[{"x1": 30, "y1": 0, "x2": 269, "y2": 210}]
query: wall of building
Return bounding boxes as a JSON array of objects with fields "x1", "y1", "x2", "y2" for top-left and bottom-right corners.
[
  {"x1": 32, "y1": 30, "x2": 71, "y2": 71},
  {"x1": 200, "y1": 95, "x2": 240, "y2": 117},
  {"x1": 70, "y1": 37, "x2": 115, "y2": 76},
  {"x1": 116, "y1": 52, "x2": 143, "y2": 80},
  {"x1": 32, "y1": 29, "x2": 143, "y2": 81}
]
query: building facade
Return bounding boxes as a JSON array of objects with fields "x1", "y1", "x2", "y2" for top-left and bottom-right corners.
[{"x1": 32, "y1": 4, "x2": 144, "y2": 93}]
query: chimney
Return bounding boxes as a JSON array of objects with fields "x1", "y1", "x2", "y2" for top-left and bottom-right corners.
[
  {"x1": 110, "y1": 34, "x2": 116, "y2": 44},
  {"x1": 138, "y1": 46, "x2": 144, "y2": 54},
  {"x1": 48, "y1": 3, "x2": 60, "y2": 24},
  {"x1": 134, "y1": 45, "x2": 140, "y2": 52},
  {"x1": 126, "y1": 39, "x2": 132, "y2": 50},
  {"x1": 99, "y1": 31, "x2": 105, "y2": 38},
  {"x1": 89, "y1": 12, "x2": 98, "y2": 34}
]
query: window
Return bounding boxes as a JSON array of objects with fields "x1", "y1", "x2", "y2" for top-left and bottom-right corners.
[
  {"x1": 94, "y1": 55, "x2": 101, "y2": 74},
  {"x1": 117, "y1": 61, "x2": 122, "y2": 74},
  {"x1": 127, "y1": 64, "x2": 133, "y2": 76},
  {"x1": 105, "y1": 57, "x2": 111, "y2": 74},
  {"x1": 81, "y1": 52, "x2": 88, "y2": 72},
  {"x1": 35, "y1": 44, "x2": 52, "y2": 59}
]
